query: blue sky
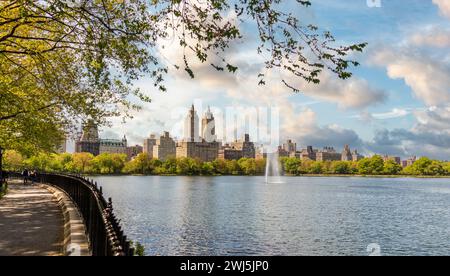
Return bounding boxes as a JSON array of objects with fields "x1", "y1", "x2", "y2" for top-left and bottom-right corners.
[{"x1": 98, "y1": 0, "x2": 450, "y2": 160}]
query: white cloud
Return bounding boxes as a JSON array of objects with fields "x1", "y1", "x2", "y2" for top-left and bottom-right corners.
[
  {"x1": 410, "y1": 27, "x2": 450, "y2": 48},
  {"x1": 371, "y1": 48, "x2": 450, "y2": 107},
  {"x1": 353, "y1": 108, "x2": 413, "y2": 120},
  {"x1": 299, "y1": 71, "x2": 386, "y2": 109},
  {"x1": 433, "y1": 0, "x2": 450, "y2": 19}
]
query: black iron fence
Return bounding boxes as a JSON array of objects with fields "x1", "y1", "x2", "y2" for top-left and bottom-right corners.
[{"x1": 39, "y1": 173, "x2": 134, "y2": 256}]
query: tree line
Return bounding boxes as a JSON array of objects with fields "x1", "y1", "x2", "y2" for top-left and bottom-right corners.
[{"x1": 3, "y1": 150, "x2": 450, "y2": 177}]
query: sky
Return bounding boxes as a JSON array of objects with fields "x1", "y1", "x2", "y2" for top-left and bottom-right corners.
[{"x1": 90, "y1": 0, "x2": 450, "y2": 160}]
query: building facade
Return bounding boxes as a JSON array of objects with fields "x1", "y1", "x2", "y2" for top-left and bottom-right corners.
[
  {"x1": 341, "y1": 145, "x2": 353, "y2": 161},
  {"x1": 127, "y1": 145, "x2": 143, "y2": 160},
  {"x1": 218, "y1": 147, "x2": 243, "y2": 160},
  {"x1": 176, "y1": 105, "x2": 221, "y2": 162},
  {"x1": 402, "y1": 156, "x2": 417, "y2": 167},
  {"x1": 231, "y1": 134, "x2": 256, "y2": 159},
  {"x1": 352, "y1": 150, "x2": 364, "y2": 162},
  {"x1": 201, "y1": 106, "x2": 217, "y2": 142},
  {"x1": 184, "y1": 104, "x2": 200, "y2": 142},
  {"x1": 153, "y1": 132, "x2": 176, "y2": 161},
  {"x1": 316, "y1": 147, "x2": 341, "y2": 162},
  {"x1": 143, "y1": 135, "x2": 157, "y2": 158},
  {"x1": 99, "y1": 136, "x2": 127, "y2": 155},
  {"x1": 282, "y1": 140, "x2": 297, "y2": 154},
  {"x1": 383, "y1": 155, "x2": 401, "y2": 165},
  {"x1": 176, "y1": 141, "x2": 220, "y2": 162},
  {"x1": 300, "y1": 146, "x2": 317, "y2": 161},
  {"x1": 75, "y1": 121, "x2": 100, "y2": 156}
]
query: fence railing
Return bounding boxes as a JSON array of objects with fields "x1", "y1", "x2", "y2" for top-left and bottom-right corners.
[{"x1": 38, "y1": 173, "x2": 134, "y2": 256}]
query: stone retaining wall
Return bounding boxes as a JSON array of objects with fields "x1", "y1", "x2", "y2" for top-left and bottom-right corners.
[{"x1": 41, "y1": 184, "x2": 91, "y2": 256}]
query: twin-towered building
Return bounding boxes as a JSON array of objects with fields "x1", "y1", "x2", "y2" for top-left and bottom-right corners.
[
  {"x1": 141, "y1": 105, "x2": 255, "y2": 162},
  {"x1": 177, "y1": 105, "x2": 223, "y2": 162}
]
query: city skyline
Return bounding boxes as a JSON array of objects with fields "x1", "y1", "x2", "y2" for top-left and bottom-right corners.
[{"x1": 74, "y1": 105, "x2": 423, "y2": 165}]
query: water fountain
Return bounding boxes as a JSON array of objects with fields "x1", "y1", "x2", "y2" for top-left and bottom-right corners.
[{"x1": 265, "y1": 148, "x2": 283, "y2": 184}]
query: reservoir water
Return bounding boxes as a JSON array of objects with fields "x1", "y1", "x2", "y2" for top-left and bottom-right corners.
[{"x1": 92, "y1": 176, "x2": 450, "y2": 256}]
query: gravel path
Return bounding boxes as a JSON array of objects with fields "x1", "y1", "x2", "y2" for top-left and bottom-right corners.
[{"x1": 0, "y1": 181, "x2": 64, "y2": 256}]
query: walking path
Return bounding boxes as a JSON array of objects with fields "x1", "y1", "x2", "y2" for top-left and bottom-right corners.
[{"x1": 0, "y1": 181, "x2": 64, "y2": 256}]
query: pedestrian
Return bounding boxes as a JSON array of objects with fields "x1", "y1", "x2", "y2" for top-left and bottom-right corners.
[
  {"x1": 22, "y1": 169, "x2": 29, "y2": 184},
  {"x1": 30, "y1": 170, "x2": 37, "y2": 185}
]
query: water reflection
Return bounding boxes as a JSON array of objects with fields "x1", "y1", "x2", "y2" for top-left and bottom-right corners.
[{"x1": 93, "y1": 176, "x2": 450, "y2": 256}]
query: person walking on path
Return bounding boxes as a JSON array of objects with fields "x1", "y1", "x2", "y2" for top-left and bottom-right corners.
[
  {"x1": 30, "y1": 170, "x2": 38, "y2": 185},
  {"x1": 22, "y1": 169, "x2": 29, "y2": 185}
]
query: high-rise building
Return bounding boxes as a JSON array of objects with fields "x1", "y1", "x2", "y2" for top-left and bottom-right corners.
[
  {"x1": 283, "y1": 140, "x2": 297, "y2": 154},
  {"x1": 143, "y1": 134, "x2": 157, "y2": 158},
  {"x1": 177, "y1": 105, "x2": 220, "y2": 162},
  {"x1": 184, "y1": 104, "x2": 200, "y2": 142},
  {"x1": 153, "y1": 132, "x2": 176, "y2": 161},
  {"x1": 202, "y1": 106, "x2": 217, "y2": 142},
  {"x1": 341, "y1": 145, "x2": 353, "y2": 161},
  {"x1": 75, "y1": 120, "x2": 100, "y2": 156}
]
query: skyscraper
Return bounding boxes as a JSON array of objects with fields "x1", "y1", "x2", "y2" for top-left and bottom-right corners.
[
  {"x1": 184, "y1": 104, "x2": 200, "y2": 142},
  {"x1": 201, "y1": 106, "x2": 216, "y2": 142}
]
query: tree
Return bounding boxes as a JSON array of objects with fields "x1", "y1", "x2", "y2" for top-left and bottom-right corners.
[
  {"x1": 444, "y1": 162, "x2": 450, "y2": 176},
  {"x1": 358, "y1": 156, "x2": 384, "y2": 175},
  {"x1": 91, "y1": 153, "x2": 126, "y2": 174},
  {"x1": 226, "y1": 160, "x2": 241, "y2": 175},
  {"x1": 426, "y1": 160, "x2": 445, "y2": 176},
  {"x1": 238, "y1": 158, "x2": 258, "y2": 175},
  {"x1": 383, "y1": 160, "x2": 402, "y2": 175},
  {"x1": 24, "y1": 152, "x2": 51, "y2": 171},
  {"x1": 1, "y1": 1, "x2": 366, "y2": 152},
  {"x1": 299, "y1": 159, "x2": 314, "y2": 174},
  {"x1": 282, "y1": 157, "x2": 301, "y2": 175},
  {"x1": 310, "y1": 161, "x2": 324, "y2": 174},
  {"x1": 72, "y1": 152, "x2": 94, "y2": 173},
  {"x1": 212, "y1": 159, "x2": 228, "y2": 175},
  {"x1": 123, "y1": 153, "x2": 151, "y2": 174},
  {"x1": 332, "y1": 161, "x2": 351, "y2": 175},
  {"x1": 3, "y1": 149, "x2": 24, "y2": 171},
  {"x1": 201, "y1": 162, "x2": 215, "y2": 176}
]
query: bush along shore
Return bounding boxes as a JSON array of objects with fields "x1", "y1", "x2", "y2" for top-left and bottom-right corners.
[{"x1": 2, "y1": 150, "x2": 450, "y2": 178}]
